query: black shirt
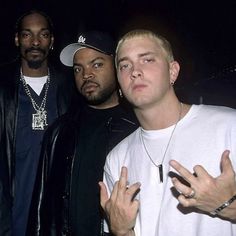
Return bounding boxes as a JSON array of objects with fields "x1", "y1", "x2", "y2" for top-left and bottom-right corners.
[{"x1": 70, "y1": 105, "x2": 135, "y2": 235}]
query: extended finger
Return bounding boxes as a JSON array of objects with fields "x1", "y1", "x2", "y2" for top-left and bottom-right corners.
[
  {"x1": 119, "y1": 166, "x2": 128, "y2": 189},
  {"x1": 193, "y1": 165, "x2": 212, "y2": 181},
  {"x1": 116, "y1": 166, "x2": 129, "y2": 200},
  {"x1": 220, "y1": 150, "x2": 235, "y2": 177},
  {"x1": 169, "y1": 160, "x2": 196, "y2": 183},
  {"x1": 99, "y1": 181, "x2": 109, "y2": 210}
]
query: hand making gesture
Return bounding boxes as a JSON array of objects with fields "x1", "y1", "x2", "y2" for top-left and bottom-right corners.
[
  {"x1": 170, "y1": 150, "x2": 236, "y2": 220},
  {"x1": 99, "y1": 167, "x2": 140, "y2": 236}
]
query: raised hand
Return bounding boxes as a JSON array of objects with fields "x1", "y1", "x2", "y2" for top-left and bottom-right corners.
[
  {"x1": 99, "y1": 166, "x2": 140, "y2": 236},
  {"x1": 169, "y1": 150, "x2": 236, "y2": 220}
]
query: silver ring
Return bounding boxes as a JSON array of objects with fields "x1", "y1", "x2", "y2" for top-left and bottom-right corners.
[{"x1": 184, "y1": 189, "x2": 195, "y2": 199}]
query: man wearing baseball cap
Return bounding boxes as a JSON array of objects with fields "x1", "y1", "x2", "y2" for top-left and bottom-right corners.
[{"x1": 27, "y1": 31, "x2": 138, "y2": 236}]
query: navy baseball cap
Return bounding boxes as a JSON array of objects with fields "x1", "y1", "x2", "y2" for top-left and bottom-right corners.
[{"x1": 60, "y1": 31, "x2": 115, "y2": 67}]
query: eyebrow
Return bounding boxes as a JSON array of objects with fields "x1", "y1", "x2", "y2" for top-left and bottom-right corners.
[
  {"x1": 117, "y1": 56, "x2": 129, "y2": 66},
  {"x1": 90, "y1": 56, "x2": 105, "y2": 64},
  {"x1": 20, "y1": 28, "x2": 50, "y2": 33},
  {"x1": 73, "y1": 56, "x2": 105, "y2": 67},
  {"x1": 117, "y1": 51, "x2": 156, "y2": 65},
  {"x1": 139, "y1": 51, "x2": 156, "y2": 57}
]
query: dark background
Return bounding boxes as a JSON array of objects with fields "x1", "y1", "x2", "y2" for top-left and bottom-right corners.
[{"x1": 1, "y1": 0, "x2": 236, "y2": 107}]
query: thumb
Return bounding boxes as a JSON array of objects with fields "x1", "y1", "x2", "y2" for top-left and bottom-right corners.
[
  {"x1": 99, "y1": 181, "x2": 109, "y2": 210},
  {"x1": 220, "y1": 150, "x2": 233, "y2": 175}
]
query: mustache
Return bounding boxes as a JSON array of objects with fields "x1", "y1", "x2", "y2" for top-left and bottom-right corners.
[
  {"x1": 25, "y1": 47, "x2": 46, "y2": 54},
  {"x1": 81, "y1": 80, "x2": 99, "y2": 91}
]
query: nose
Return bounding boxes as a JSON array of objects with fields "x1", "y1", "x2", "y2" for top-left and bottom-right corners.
[
  {"x1": 131, "y1": 65, "x2": 142, "y2": 80},
  {"x1": 31, "y1": 36, "x2": 40, "y2": 47},
  {"x1": 83, "y1": 69, "x2": 94, "y2": 81}
]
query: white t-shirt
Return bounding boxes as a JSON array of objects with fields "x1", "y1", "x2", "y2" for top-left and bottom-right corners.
[
  {"x1": 103, "y1": 104, "x2": 236, "y2": 236},
  {"x1": 24, "y1": 75, "x2": 47, "y2": 96}
]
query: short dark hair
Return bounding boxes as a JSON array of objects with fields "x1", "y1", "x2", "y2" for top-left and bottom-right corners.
[{"x1": 15, "y1": 9, "x2": 54, "y2": 34}]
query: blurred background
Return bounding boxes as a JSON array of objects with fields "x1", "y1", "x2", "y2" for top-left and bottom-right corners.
[{"x1": 1, "y1": 0, "x2": 235, "y2": 107}]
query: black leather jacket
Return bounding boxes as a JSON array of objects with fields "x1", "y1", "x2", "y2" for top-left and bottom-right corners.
[
  {"x1": 26, "y1": 102, "x2": 138, "y2": 236},
  {"x1": 0, "y1": 60, "x2": 72, "y2": 235}
]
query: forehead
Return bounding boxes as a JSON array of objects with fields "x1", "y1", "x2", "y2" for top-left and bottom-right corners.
[
  {"x1": 21, "y1": 13, "x2": 49, "y2": 30},
  {"x1": 118, "y1": 36, "x2": 162, "y2": 59}
]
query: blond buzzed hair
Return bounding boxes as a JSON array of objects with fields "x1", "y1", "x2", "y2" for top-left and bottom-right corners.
[{"x1": 115, "y1": 29, "x2": 174, "y2": 67}]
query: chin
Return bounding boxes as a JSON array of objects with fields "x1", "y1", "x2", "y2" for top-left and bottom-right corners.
[{"x1": 27, "y1": 60, "x2": 44, "y2": 69}]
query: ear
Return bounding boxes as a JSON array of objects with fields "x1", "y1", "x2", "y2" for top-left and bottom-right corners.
[
  {"x1": 169, "y1": 61, "x2": 180, "y2": 85},
  {"x1": 15, "y1": 33, "x2": 19, "y2": 47},
  {"x1": 50, "y1": 35, "x2": 55, "y2": 50}
]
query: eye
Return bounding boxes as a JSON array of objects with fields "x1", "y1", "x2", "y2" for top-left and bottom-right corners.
[
  {"x1": 73, "y1": 66, "x2": 82, "y2": 73},
  {"x1": 119, "y1": 63, "x2": 132, "y2": 72},
  {"x1": 40, "y1": 33, "x2": 50, "y2": 38},
  {"x1": 93, "y1": 62, "x2": 103, "y2": 69},
  {"x1": 20, "y1": 32, "x2": 31, "y2": 39},
  {"x1": 143, "y1": 57, "x2": 155, "y2": 63},
  {"x1": 39, "y1": 30, "x2": 50, "y2": 39}
]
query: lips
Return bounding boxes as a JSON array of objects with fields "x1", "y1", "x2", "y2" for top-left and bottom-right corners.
[
  {"x1": 82, "y1": 82, "x2": 99, "y2": 93},
  {"x1": 28, "y1": 50, "x2": 42, "y2": 55},
  {"x1": 26, "y1": 48, "x2": 45, "y2": 56},
  {"x1": 30, "y1": 49, "x2": 41, "y2": 53},
  {"x1": 132, "y1": 83, "x2": 147, "y2": 91}
]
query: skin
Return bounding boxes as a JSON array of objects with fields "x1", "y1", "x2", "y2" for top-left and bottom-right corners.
[
  {"x1": 170, "y1": 150, "x2": 236, "y2": 220},
  {"x1": 73, "y1": 47, "x2": 119, "y2": 109},
  {"x1": 100, "y1": 35, "x2": 236, "y2": 235},
  {"x1": 15, "y1": 12, "x2": 54, "y2": 77},
  {"x1": 116, "y1": 36, "x2": 182, "y2": 130},
  {"x1": 100, "y1": 167, "x2": 139, "y2": 236}
]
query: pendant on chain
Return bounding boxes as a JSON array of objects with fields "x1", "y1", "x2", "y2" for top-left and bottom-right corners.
[
  {"x1": 158, "y1": 164, "x2": 163, "y2": 183},
  {"x1": 141, "y1": 103, "x2": 183, "y2": 184},
  {"x1": 32, "y1": 110, "x2": 48, "y2": 130}
]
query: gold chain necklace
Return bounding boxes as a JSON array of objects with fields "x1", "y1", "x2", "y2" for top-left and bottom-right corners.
[{"x1": 140, "y1": 102, "x2": 183, "y2": 183}]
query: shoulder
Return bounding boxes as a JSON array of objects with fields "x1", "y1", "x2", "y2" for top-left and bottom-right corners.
[
  {"x1": 0, "y1": 60, "x2": 20, "y2": 86},
  {"x1": 196, "y1": 104, "x2": 236, "y2": 119},
  {"x1": 107, "y1": 128, "x2": 140, "y2": 159},
  {"x1": 0, "y1": 59, "x2": 19, "y2": 74},
  {"x1": 104, "y1": 128, "x2": 140, "y2": 176},
  {"x1": 112, "y1": 103, "x2": 139, "y2": 127},
  {"x1": 48, "y1": 64, "x2": 72, "y2": 85},
  {"x1": 188, "y1": 104, "x2": 236, "y2": 130},
  {"x1": 44, "y1": 113, "x2": 79, "y2": 141}
]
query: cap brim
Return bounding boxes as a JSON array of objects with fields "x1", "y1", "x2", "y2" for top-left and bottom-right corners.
[{"x1": 60, "y1": 43, "x2": 85, "y2": 67}]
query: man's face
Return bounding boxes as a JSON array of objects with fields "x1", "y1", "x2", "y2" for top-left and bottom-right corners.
[
  {"x1": 73, "y1": 47, "x2": 118, "y2": 109},
  {"x1": 116, "y1": 36, "x2": 179, "y2": 109},
  {"x1": 15, "y1": 13, "x2": 54, "y2": 69}
]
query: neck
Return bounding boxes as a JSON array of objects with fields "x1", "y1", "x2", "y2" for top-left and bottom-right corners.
[
  {"x1": 135, "y1": 99, "x2": 188, "y2": 130},
  {"x1": 88, "y1": 94, "x2": 120, "y2": 110},
  {"x1": 21, "y1": 60, "x2": 48, "y2": 77}
]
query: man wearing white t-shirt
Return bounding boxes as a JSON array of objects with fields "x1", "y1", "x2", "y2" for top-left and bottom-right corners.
[{"x1": 99, "y1": 29, "x2": 236, "y2": 236}]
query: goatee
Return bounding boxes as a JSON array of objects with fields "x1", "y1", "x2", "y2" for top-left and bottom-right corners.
[{"x1": 27, "y1": 60, "x2": 43, "y2": 69}]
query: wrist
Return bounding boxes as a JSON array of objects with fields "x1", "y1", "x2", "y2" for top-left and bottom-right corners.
[
  {"x1": 116, "y1": 230, "x2": 135, "y2": 236},
  {"x1": 210, "y1": 194, "x2": 236, "y2": 217},
  {"x1": 114, "y1": 228, "x2": 135, "y2": 236}
]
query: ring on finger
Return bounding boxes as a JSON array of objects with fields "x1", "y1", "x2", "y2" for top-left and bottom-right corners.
[{"x1": 184, "y1": 189, "x2": 195, "y2": 199}]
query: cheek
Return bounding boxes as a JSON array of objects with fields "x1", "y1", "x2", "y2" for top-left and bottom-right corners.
[
  {"x1": 74, "y1": 76, "x2": 83, "y2": 90},
  {"x1": 118, "y1": 73, "x2": 129, "y2": 87},
  {"x1": 119, "y1": 81, "x2": 131, "y2": 97}
]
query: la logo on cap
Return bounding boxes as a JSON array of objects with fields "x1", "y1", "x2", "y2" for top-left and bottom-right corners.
[{"x1": 78, "y1": 35, "x2": 86, "y2": 44}]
